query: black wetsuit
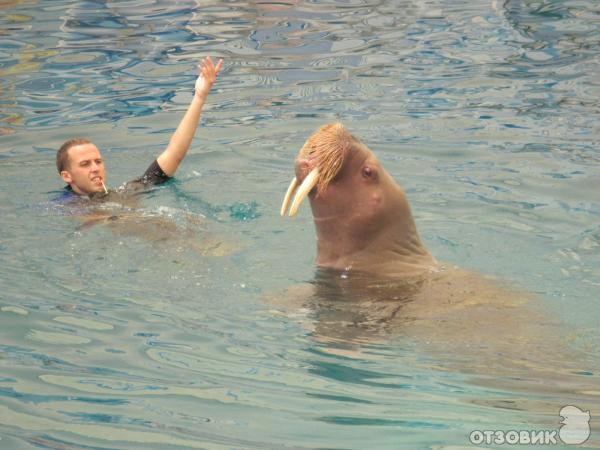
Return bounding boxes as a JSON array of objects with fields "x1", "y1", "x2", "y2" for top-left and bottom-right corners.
[{"x1": 120, "y1": 159, "x2": 171, "y2": 192}]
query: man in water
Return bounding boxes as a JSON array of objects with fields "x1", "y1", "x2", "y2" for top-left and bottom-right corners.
[{"x1": 56, "y1": 56, "x2": 222, "y2": 197}]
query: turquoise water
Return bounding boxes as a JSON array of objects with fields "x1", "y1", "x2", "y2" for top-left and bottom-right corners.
[{"x1": 1, "y1": 0, "x2": 599, "y2": 448}]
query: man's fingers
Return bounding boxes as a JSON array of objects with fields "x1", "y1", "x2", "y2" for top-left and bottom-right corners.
[
  {"x1": 202, "y1": 62, "x2": 213, "y2": 76},
  {"x1": 196, "y1": 57, "x2": 222, "y2": 86},
  {"x1": 197, "y1": 57, "x2": 211, "y2": 73}
]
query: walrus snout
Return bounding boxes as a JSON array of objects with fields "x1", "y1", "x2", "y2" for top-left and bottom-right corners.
[
  {"x1": 294, "y1": 159, "x2": 312, "y2": 184},
  {"x1": 281, "y1": 122, "x2": 354, "y2": 217},
  {"x1": 280, "y1": 158, "x2": 320, "y2": 217}
]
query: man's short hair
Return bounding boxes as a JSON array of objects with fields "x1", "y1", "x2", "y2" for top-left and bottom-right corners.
[{"x1": 56, "y1": 138, "x2": 92, "y2": 173}]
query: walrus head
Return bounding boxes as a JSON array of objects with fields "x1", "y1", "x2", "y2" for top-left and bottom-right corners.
[{"x1": 281, "y1": 123, "x2": 438, "y2": 277}]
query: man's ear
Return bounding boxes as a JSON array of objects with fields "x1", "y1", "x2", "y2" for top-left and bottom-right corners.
[{"x1": 60, "y1": 170, "x2": 72, "y2": 184}]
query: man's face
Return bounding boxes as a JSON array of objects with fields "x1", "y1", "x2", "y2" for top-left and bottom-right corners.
[{"x1": 60, "y1": 143, "x2": 107, "y2": 196}]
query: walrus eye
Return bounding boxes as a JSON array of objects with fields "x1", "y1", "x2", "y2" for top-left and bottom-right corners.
[{"x1": 362, "y1": 166, "x2": 374, "y2": 179}]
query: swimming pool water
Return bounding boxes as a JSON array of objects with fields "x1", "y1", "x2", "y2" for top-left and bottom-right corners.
[{"x1": 1, "y1": 0, "x2": 599, "y2": 448}]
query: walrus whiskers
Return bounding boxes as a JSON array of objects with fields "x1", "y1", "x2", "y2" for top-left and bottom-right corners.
[
  {"x1": 297, "y1": 122, "x2": 351, "y2": 194},
  {"x1": 280, "y1": 177, "x2": 299, "y2": 216},
  {"x1": 288, "y1": 168, "x2": 319, "y2": 216},
  {"x1": 282, "y1": 123, "x2": 354, "y2": 216}
]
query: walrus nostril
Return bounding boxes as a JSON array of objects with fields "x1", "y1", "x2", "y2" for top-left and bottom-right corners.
[{"x1": 294, "y1": 159, "x2": 312, "y2": 183}]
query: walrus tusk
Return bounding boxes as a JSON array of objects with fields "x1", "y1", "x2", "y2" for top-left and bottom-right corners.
[
  {"x1": 280, "y1": 177, "x2": 299, "y2": 217},
  {"x1": 288, "y1": 168, "x2": 319, "y2": 217}
]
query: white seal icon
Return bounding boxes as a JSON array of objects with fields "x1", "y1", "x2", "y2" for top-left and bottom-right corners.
[{"x1": 559, "y1": 405, "x2": 591, "y2": 445}]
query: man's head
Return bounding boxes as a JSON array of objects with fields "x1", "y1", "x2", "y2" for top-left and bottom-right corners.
[{"x1": 57, "y1": 138, "x2": 107, "y2": 196}]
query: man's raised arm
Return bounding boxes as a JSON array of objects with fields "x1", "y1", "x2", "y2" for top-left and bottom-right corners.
[{"x1": 156, "y1": 56, "x2": 223, "y2": 177}]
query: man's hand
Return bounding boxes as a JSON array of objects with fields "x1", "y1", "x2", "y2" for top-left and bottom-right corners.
[{"x1": 194, "y1": 56, "x2": 223, "y2": 99}]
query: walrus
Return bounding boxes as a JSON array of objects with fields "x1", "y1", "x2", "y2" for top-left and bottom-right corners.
[
  {"x1": 281, "y1": 122, "x2": 438, "y2": 277},
  {"x1": 277, "y1": 123, "x2": 596, "y2": 382}
]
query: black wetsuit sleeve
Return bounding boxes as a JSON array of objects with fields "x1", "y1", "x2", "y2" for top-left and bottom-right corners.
[
  {"x1": 120, "y1": 159, "x2": 171, "y2": 193},
  {"x1": 135, "y1": 159, "x2": 171, "y2": 186}
]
